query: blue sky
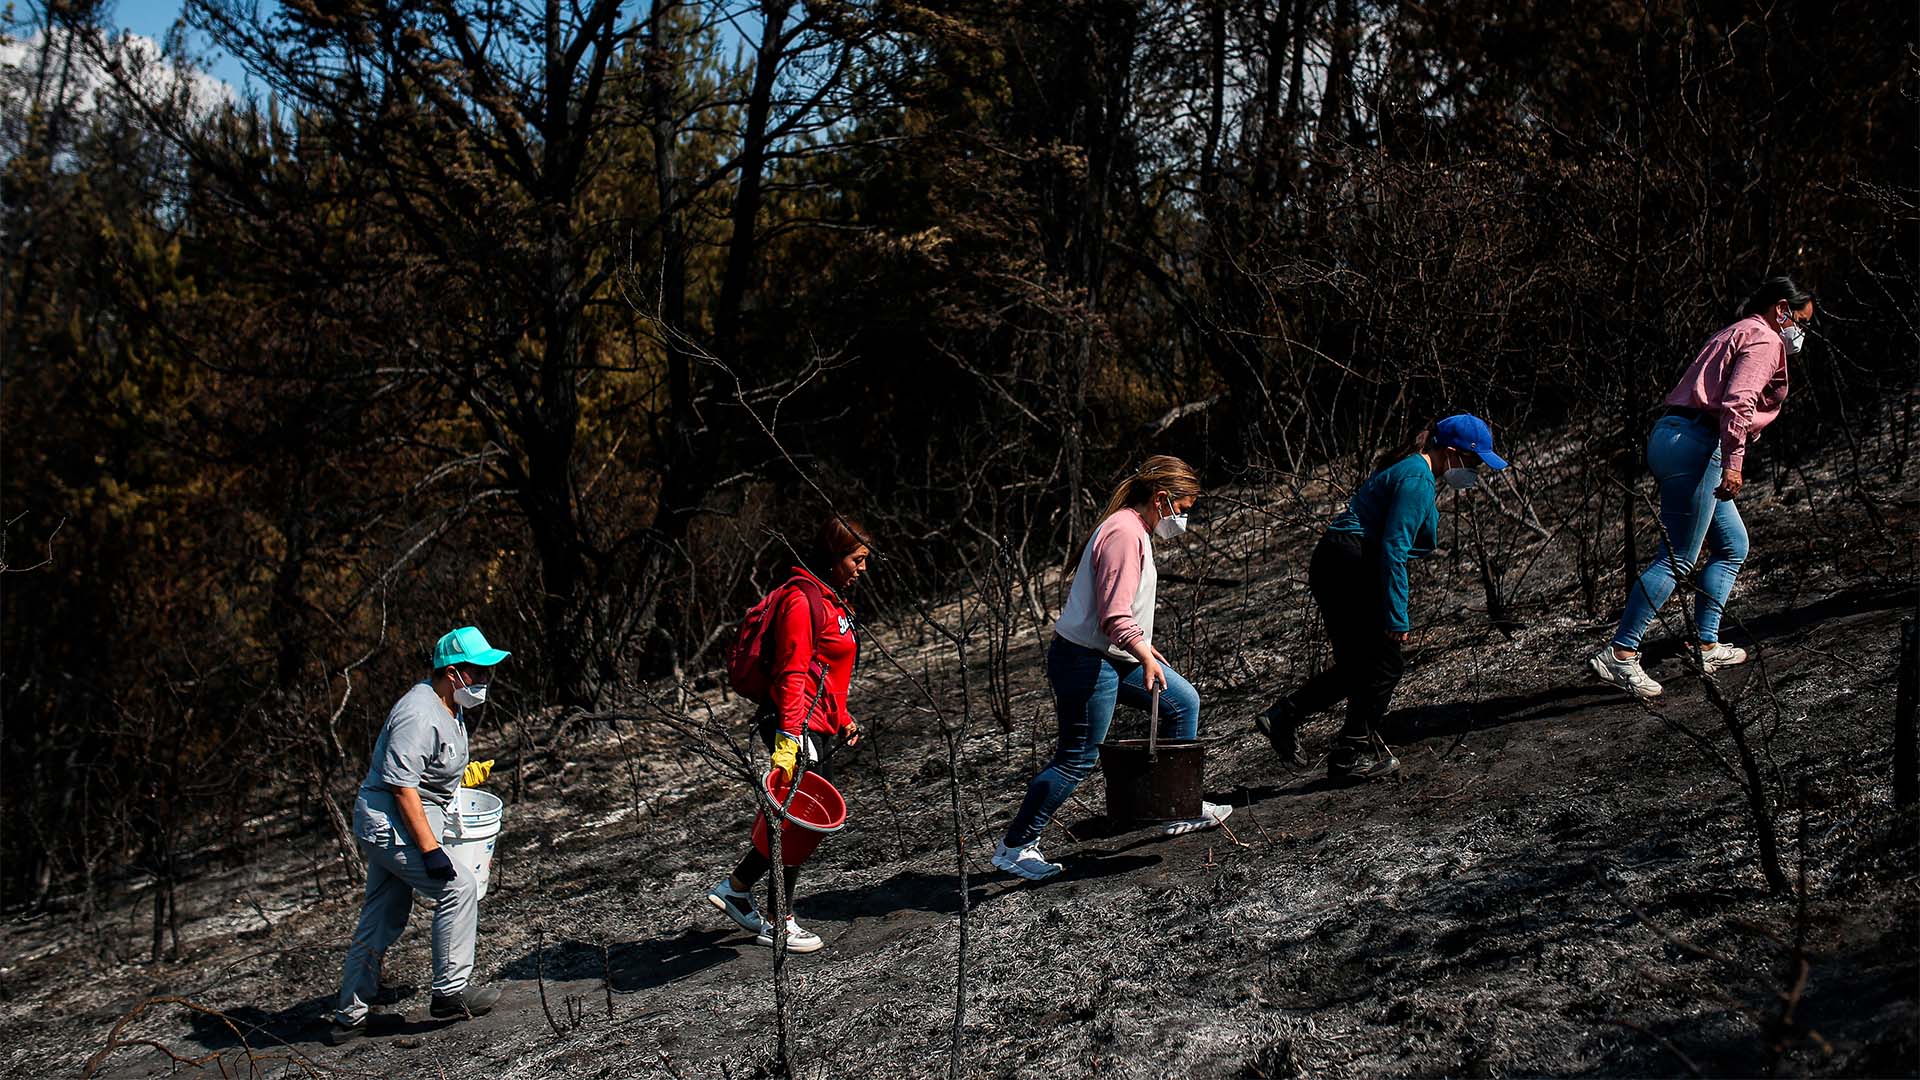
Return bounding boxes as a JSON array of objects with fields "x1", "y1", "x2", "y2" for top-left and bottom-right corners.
[
  {"x1": 109, "y1": 0, "x2": 254, "y2": 87},
  {"x1": 100, "y1": 0, "x2": 755, "y2": 97}
]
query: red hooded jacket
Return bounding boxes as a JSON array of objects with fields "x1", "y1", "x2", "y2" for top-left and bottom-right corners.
[{"x1": 767, "y1": 566, "x2": 858, "y2": 740}]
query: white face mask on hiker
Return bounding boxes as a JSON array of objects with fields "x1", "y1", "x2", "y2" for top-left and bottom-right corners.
[
  {"x1": 451, "y1": 668, "x2": 490, "y2": 709},
  {"x1": 1778, "y1": 321, "x2": 1806, "y2": 355},
  {"x1": 1153, "y1": 495, "x2": 1189, "y2": 538},
  {"x1": 1442, "y1": 467, "x2": 1480, "y2": 490}
]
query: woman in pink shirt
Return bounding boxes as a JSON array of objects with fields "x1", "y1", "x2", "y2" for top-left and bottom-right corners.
[
  {"x1": 1589, "y1": 277, "x2": 1814, "y2": 698},
  {"x1": 991, "y1": 456, "x2": 1230, "y2": 882}
]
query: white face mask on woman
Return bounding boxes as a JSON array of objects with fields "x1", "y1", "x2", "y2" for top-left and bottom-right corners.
[
  {"x1": 1778, "y1": 321, "x2": 1805, "y2": 355},
  {"x1": 1153, "y1": 494, "x2": 1189, "y2": 538},
  {"x1": 1442, "y1": 467, "x2": 1480, "y2": 490},
  {"x1": 451, "y1": 668, "x2": 489, "y2": 709}
]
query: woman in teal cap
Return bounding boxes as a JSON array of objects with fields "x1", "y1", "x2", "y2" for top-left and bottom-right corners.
[
  {"x1": 330, "y1": 626, "x2": 509, "y2": 1042},
  {"x1": 1257, "y1": 415, "x2": 1509, "y2": 782}
]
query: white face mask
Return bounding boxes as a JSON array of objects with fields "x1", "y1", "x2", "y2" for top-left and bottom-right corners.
[
  {"x1": 1152, "y1": 495, "x2": 1189, "y2": 539},
  {"x1": 451, "y1": 670, "x2": 489, "y2": 709},
  {"x1": 1442, "y1": 467, "x2": 1480, "y2": 490},
  {"x1": 1778, "y1": 321, "x2": 1805, "y2": 355}
]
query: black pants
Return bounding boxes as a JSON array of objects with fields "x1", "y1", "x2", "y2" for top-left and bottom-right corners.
[
  {"x1": 1289, "y1": 531, "x2": 1406, "y2": 744},
  {"x1": 731, "y1": 713, "x2": 840, "y2": 909}
]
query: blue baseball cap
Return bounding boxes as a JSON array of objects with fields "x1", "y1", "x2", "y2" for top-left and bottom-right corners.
[
  {"x1": 1432, "y1": 414, "x2": 1509, "y2": 470},
  {"x1": 432, "y1": 626, "x2": 511, "y2": 669}
]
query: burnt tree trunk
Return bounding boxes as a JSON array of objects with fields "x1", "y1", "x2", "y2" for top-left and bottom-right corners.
[{"x1": 712, "y1": 0, "x2": 793, "y2": 365}]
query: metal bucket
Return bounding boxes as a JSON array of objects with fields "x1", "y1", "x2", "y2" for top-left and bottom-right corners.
[
  {"x1": 1095, "y1": 687, "x2": 1228, "y2": 822},
  {"x1": 1099, "y1": 739, "x2": 1208, "y2": 821}
]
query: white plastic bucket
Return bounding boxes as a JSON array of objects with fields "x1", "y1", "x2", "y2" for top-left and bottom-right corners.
[{"x1": 441, "y1": 788, "x2": 505, "y2": 900}]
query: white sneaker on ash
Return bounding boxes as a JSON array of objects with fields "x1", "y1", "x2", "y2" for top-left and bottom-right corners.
[
  {"x1": 755, "y1": 916, "x2": 824, "y2": 953},
  {"x1": 1690, "y1": 642, "x2": 1750, "y2": 672},
  {"x1": 1588, "y1": 646, "x2": 1663, "y2": 698},
  {"x1": 706, "y1": 877, "x2": 763, "y2": 935},
  {"x1": 1162, "y1": 801, "x2": 1234, "y2": 837},
  {"x1": 991, "y1": 839, "x2": 1064, "y2": 882}
]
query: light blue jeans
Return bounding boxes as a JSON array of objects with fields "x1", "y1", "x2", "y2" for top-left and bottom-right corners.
[
  {"x1": 1612, "y1": 414, "x2": 1750, "y2": 650},
  {"x1": 1002, "y1": 636, "x2": 1201, "y2": 848}
]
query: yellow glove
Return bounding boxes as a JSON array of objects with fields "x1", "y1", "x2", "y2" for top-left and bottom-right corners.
[
  {"x1": 461, "y1": 759, "x2": 494, "y2": 787},
  {"x1": 769, "y1": 736, "x2": 800, "y2": 780}
]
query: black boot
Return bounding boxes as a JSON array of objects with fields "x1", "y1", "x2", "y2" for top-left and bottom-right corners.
[
  {"x1": 1327, "y1": 734, "x2": 1399, "y2": 783},
  {"x1": 326, "y1": 1019, "x2": 366, "y2": 1046},
  {"x1": 430, "y1": 985, "x2": 502, "y2": 1020},
  {"x1": 370, "y1": 982, "x2": 415, "y2": 1006},
  {"x1": 1257, "y1": 697, "x2": 1302, "y2": 766}
]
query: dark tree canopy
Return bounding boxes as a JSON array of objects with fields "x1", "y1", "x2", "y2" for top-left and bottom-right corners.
[{"x1": 0, "y1": 0, "x2": 1912, "y2": 920}]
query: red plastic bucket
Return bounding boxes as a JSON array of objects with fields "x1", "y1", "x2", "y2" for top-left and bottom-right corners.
[{"x1": 750, "y1": 769, "x2": 848, "y2": 867}]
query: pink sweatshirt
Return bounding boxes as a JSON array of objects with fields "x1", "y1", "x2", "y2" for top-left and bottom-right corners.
[
  {"x1": 1054, "y1": 509, "x2": 1156, "y2": 660},
  {"x1": 1663, "y1": 313, "x2": 1790, "y2": 473}
]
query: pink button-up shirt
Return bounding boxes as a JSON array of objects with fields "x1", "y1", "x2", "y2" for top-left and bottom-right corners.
[{"x1": 1663, "y1": 313, "x2": 1790, "y2": 473}]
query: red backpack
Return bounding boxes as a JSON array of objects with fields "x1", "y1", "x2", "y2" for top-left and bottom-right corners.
[{"x1": 726, "y1": 575, "x2": 832, "y2": 705}]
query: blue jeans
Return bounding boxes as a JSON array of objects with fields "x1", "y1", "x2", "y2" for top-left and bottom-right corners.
[
  {"x1": 1612, "y1": 414, "x2": 1751, "y2": 650},
  {"x1": 1002, "y1": 636, "x2": 1201, "y2": 847}
]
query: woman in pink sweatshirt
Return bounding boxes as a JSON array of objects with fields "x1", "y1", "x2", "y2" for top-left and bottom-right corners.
[
  {"x1": 991, "y1": 455, "x2": 1230, "y2": 883},
  {"x1": 1589, "y1": 277, "x2": 1814, "y2": 698}
]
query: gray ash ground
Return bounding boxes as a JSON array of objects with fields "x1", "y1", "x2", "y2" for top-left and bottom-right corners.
[{"x1": 4, "y1": 428, "x2": 1916, "y2": 1079}]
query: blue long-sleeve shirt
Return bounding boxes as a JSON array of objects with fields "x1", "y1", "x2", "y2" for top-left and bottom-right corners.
[{"x1": 1326, "y1": 455, "x2": 1439, "y2": 632}]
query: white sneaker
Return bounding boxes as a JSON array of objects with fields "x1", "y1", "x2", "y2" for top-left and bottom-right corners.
[
  {"x1": 754, "y1": 915, "x2": 823, "y2": 953},
  {"x1": 1689, "y1": 642, "x2": 1749, "y2": 672},
  {"x1": 991, "y1": 839, "x2": 1064, "y2": 882},
  {"x1": 1588, "y1": 646, "x2": 1663, "y2": 698},
  {"x1": 706, "y1": 877, "x2": 762, "y2": 935},
  {"x1": 1162, "y1": 801, "x2": 1233, "y2": 836}
]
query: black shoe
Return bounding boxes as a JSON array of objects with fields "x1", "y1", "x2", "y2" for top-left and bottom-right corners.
[
  {"x1": 1327, "y1": 737, "x2": 1400, "y2": 784},
  {"x1": 1256, "y1": 698, "x2": 1302, "y2": 765},
  {"x1": 430, "y1": 985, "x2": 502, "y2": 1020},
  {"x1": 326, "y1": 1019, "x2": 366, "y2": 1046},
  {"x1": 369, "y1": 982, "x2": 415, "y2": 1006}
]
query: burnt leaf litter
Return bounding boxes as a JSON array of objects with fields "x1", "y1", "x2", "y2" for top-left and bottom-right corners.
[{"x1": 4, "y1": 431, "x2": 1916, "y2": 1080}]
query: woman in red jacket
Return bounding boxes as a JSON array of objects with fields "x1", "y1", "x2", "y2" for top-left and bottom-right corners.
[{"x1": 706, "y1": 515, "x2": 869, "y2": 953}]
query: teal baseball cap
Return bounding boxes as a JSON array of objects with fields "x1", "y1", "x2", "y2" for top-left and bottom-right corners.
[{"x1": 432, "y1": 626, "x2": 511, "y2": 669}]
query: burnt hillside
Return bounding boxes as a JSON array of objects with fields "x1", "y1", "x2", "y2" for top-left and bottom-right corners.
[{"x1": 6, "y1": 416, "x2": 1915, "y2": 1080}]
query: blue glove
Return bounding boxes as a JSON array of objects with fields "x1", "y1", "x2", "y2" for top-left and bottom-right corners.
[{"x1": 422, "y1": 847, "x2": 457, "y2": 881}]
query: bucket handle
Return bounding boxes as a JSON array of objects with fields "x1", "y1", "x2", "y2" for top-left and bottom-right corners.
[{"x1": 1149, "y1": 688, "x2": 1160, "y2": 762}]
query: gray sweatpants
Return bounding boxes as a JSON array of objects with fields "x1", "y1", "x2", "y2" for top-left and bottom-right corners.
[{"x1": 334, "y1": 794, "x2": 479, "y2": 1024}]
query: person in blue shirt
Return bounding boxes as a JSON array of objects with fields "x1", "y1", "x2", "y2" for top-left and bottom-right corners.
[{"x1": 1256, "y1": 414, "x2": 1510, "y2": 782}]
